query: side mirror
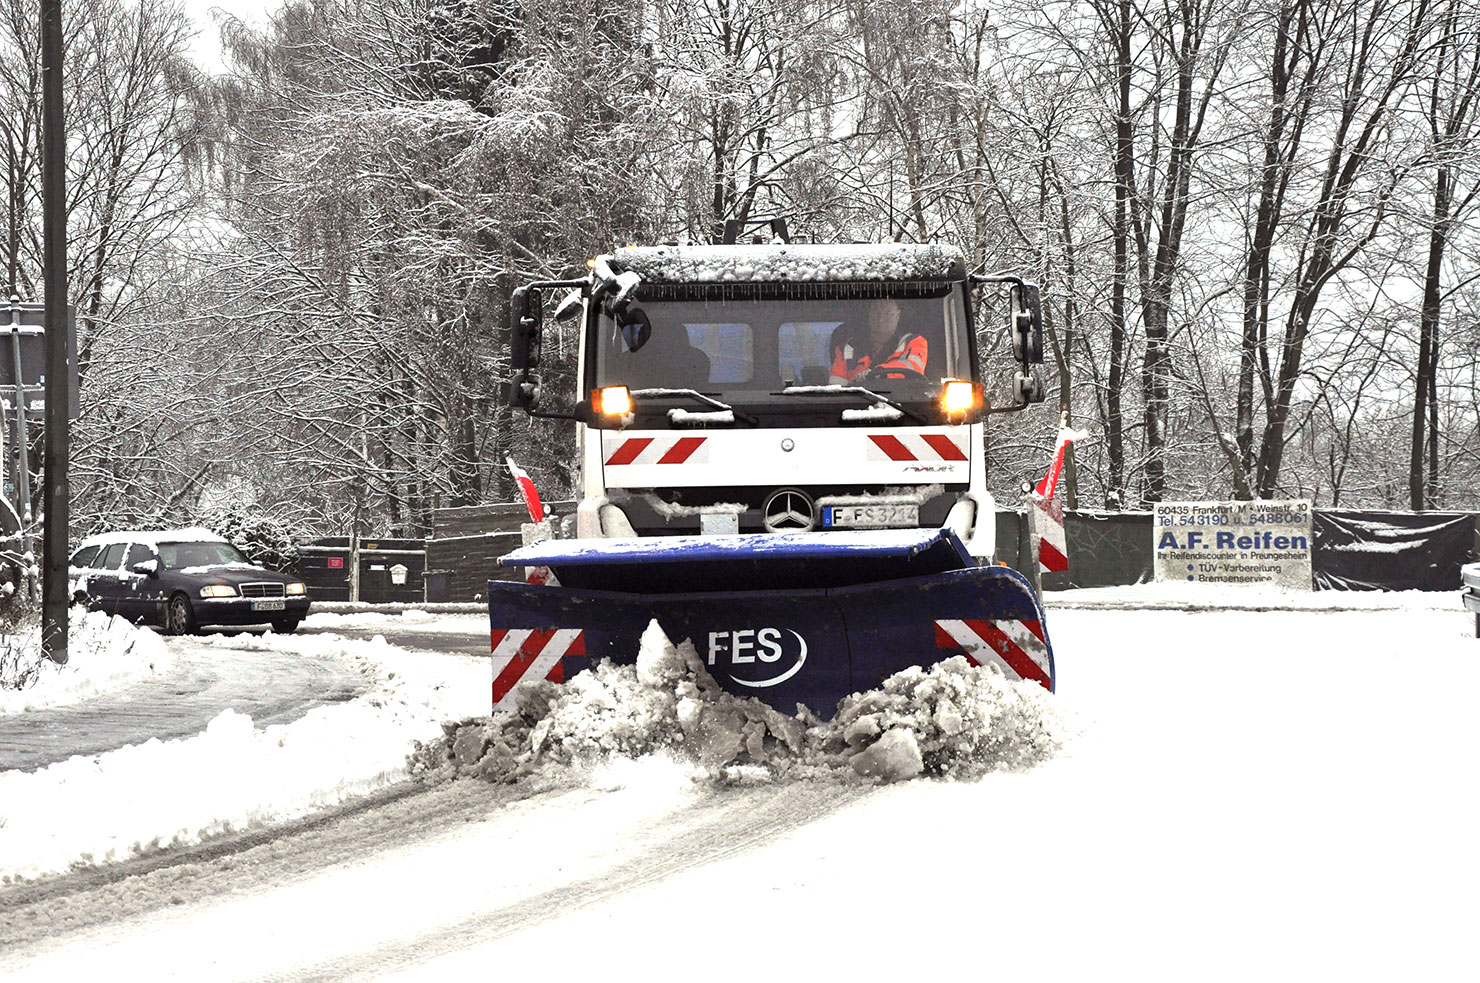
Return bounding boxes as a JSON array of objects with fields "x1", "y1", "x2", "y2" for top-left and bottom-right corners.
[
  {"x1": 1015, "y1": 369, "x2": 1045, "y2": 404},
  {"x1": 130, "y1": 558, "x2": 160, "y2": 578},
  {"x1": 1011, "y1": 283, "x2": 1044, "y2": 364},
  {"x1": 553, "y1": 289, "x2": 584, "y2": 322},
  {"x1": 509, "y1": 286, "x2": 544, "y2": 409},
  {"x1": 618, "y1": 308, "x2": 652, "y2": 353}
]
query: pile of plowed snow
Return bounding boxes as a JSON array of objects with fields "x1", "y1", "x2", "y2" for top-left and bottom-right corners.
[
  {"x1": 418, "y1": 621, "x2": 1066, "y2": 784},
  {"x1": 0, "y1": 608, "x2": 173, "y2": 713}
]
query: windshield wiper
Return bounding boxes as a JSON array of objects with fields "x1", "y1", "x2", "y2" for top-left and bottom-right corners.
[
  {"x1": 776, "y1": 385, "x2": 929, "y2": 425},
  {"x1": 630, "y1": 388, "x2": 759, "y2": 426}
]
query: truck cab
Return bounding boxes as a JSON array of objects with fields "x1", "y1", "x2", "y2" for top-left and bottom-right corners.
[{"x1": 509, "y1": 242, "x2": 1044, "y2": 563}]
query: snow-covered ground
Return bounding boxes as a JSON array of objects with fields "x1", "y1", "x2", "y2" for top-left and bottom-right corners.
[
  {"x1": 4, "y1": 594, "x2": 1479, "y2": 979},
  {"x1": 0, "y1": 624, "x2": 488, "y2": 881}
]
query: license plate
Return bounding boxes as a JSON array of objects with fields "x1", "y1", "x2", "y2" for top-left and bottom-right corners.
[
  {"x1": 824, "y1": 504, "x2": 919, "y2": 528},
  {"x1": 252, "y1": 599, "x2": 285, "y2": 611}
]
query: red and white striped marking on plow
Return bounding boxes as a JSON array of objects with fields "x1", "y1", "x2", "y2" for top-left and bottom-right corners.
[
  {"x1": 604, "y1": 435, "x2": 709, "y2": 466},
  {"x1": 934, "y1": 618, "x2": 1052, "y2": 690},
  {"x1": 491, "y1": 628, "x2": 585, "y2": 711},
  {"x1": 865, "y1": 433, "x2": 968, "y2": 463}
]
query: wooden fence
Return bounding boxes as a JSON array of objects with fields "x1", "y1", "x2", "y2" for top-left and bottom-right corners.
[{"x1": 425, "y1": 501, "x2": 576, "y2": 601}]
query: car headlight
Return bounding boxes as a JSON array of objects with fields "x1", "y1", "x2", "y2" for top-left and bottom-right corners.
[
  {"x1": 199, "y1": 584, "x2": 237, "y2": 598},
  {"x1": 286, "y1": 582, "x2": 306, "y2": 596}
]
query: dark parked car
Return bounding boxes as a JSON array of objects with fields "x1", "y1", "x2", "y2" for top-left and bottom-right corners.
[{"x1": 69, "y1": 529, "x2": 310, "y2": 634}]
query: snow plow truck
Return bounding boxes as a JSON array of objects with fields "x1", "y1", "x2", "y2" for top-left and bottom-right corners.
[{"x1": 492, "y1": 232, "x2": 1055, "y2": 717}]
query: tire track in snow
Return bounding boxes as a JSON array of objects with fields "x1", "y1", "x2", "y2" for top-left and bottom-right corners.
[{"x1": 271, "y1": 780, "x2": 873, "y2": 983}]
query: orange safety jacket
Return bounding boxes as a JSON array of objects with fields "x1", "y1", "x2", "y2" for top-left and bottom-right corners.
[{"x1": 831, "y1": 333, "x2": 928, "y2": 382}]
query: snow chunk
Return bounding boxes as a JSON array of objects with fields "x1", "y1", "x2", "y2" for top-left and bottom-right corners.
[
  {"x1": 606, "y1": 244, "x2": 965, "y2": 284},
  {"x1": 849, "y1": 728, "x2": 923, "y2": 781},
  {"x1": 668, "y1": 408, "x2": 735, "y2": 426},
  {"x1": 426, "y1": 624, "x2": 1065, "y2": 788},
  {"x1": 841, "y1": 402, "x2": 904, "y2": 422},
  {"x1": 635, "y1": 620, "x2": 687, "y2": 689},
  {"x1": 641, "y1": 496, "x2": 747, "y2": 521},
  {"x1": 824, "y1": 656, "x2": 1065, "y2": 778}
]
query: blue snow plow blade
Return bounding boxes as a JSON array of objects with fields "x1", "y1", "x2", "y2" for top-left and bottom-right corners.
[{"x1": 489, "y1": 528, "x2": 1054, "y2": 717}]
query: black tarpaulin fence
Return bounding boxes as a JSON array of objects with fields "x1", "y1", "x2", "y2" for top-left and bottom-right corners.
[
  {"x1": 1312, "y1": 511, "x2": 1476, "y2": 591},
  {"x1": 997, "y1": 508, "x2": 1479, "y2": 591}
]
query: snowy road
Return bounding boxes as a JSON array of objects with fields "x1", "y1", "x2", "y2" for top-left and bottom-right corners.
[
  {"x1": 299, "y1": 612, "x2": 490, "y2": 657},
  {"x1": 1, "y1": 768, "x2": 872, "y2": 979},
  {"x1": 0, "y1": 632, "x2": 369, "y2": 771},
  {"x1": 4, "y1": 596, "x2": 1479, "y2": 980}
]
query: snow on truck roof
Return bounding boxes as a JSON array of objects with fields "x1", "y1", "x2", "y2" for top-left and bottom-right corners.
[
  {"x1": 604, "y1": 243, "x2": 967, "y2": 284},
  {"x1": 76, "y1": 527, "x2": 228, "y2": 549}
]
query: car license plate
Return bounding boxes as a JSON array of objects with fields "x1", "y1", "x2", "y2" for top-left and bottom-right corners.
[
  {"x1": 824, "y1": 504, "x2": 919, "y2": 528},
  {"x1": 252, "y1": 599, "x2": 285, "y2": 611}
]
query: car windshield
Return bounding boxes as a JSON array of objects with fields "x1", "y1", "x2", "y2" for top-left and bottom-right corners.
[
  {"x1": 158, "y1": 541, "x2": 252, "y2": 569},
  {"x1": 594, "y1": 283, "x2": 971, "y2": 400}
]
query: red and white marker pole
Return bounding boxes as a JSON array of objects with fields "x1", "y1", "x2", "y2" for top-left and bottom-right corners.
[
  {"x1": 1030, "y1": 427, "x2": 1087, "y2": 576},
  {"x1": 506, "y1": 456, "x2": 552, "y2": 586},
  {"x1": 506, "y1": 456, "x2": 545, "y2": 523}
]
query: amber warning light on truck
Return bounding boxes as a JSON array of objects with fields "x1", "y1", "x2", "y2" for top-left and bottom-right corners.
[
  {"x1": 939, "y1": 380, "x2": 982, "y2": 414},
  {"x1": 592, "y1": 386, "x2": 632, "y2": 417}
]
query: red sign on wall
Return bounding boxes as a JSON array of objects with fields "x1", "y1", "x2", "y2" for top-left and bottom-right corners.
[{"x1": 328, "y1": 557, "x2": 344, "y2": 569}]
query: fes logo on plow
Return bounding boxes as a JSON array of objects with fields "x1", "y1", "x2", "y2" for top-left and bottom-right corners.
[{"x1": 706, "y1": 627, "x2": 809, "y2": 688}]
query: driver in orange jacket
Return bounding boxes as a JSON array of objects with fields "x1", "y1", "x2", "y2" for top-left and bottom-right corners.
[{"x1": 829, "y1": 299, "x2": 928, "y2": 384}]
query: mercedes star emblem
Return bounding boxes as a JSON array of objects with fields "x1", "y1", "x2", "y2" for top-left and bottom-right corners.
[
  {"x1": 762, "y1": 488, "x2": 816, "y2": 533},
  {"x1": 780, "y1": 438, "x2": 795, "y2": 452}
]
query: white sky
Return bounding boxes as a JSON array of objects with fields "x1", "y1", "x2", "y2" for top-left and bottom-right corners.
[{"x1": 178, "y1": 0, "x2": 277, "y2": 73}]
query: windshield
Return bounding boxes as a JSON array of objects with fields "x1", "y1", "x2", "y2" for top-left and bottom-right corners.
[
  {"x1": 159, "y1": 541, "x2": 253, "y2": 569},
  {"x1": 594, "y1": 284, "x2": 971, "y2": 398}
]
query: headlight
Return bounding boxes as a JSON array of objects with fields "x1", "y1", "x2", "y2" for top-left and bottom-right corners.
[
  {"x1": 199, "y1": 584, "x2": 237, "y2": 598},
  {"x1": 286, "y1": 582, "x2": 306, "y2": 596}
]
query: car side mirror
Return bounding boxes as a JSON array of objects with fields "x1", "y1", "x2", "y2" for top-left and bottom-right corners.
[
  {"x1": 1011, "y1": 283, "x2": 1044, "y2": 365},
  {"x1": 509, "y1": 285, "x2": 544, "y2": 409},
  {"x1": 130, "y1": 558, "x2": 160, "y2": 578}
]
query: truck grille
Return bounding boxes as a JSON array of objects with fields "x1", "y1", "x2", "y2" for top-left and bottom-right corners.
[{"x1": 239, "y1": 582, "x2": 286, "y2": 598}]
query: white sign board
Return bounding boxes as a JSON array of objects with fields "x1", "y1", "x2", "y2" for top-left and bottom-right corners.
[{"x1": 1153, "y1": 500, "x2": 1313, "y2": 590}]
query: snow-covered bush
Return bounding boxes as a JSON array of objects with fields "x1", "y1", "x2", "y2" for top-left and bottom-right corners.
[
  {"x1": 0, "y1": 534, "x2": 39, "y2": 689},
  {"x1": 0, "y1": 529, "x2": 39, "y2": 633},
  {"x1": 206, "y1": 506, "x2": 304, "y2": 573},
  {"x1": 0, "y1": 608, "x2": 173, "y2": 708},
  {"x1": 0, "y1": 625, "x2": 41, "y2": 691}
]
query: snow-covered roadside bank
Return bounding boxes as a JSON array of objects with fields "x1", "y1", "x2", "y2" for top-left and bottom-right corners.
[
  {"x1": 303, "y1": 609, "x2": 486, "y2": 633},
  {"x1": 1049, "y1": 581, "x2": 1460, "y2": 610},
  {"x1": 0, "y1": 632, "x2": 488, "y2": 883},
  {"x1": 0, "y1": 610, "x2": 175, "y2": 715}
]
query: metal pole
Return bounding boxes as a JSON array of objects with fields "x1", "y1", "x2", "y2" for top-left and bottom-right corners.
[
  {"x1": 349, "y1": 529, "x2": 361, "y2": 603},
  {"x1": 40, "y1": 0, "x2": 68, "y2": 664},
  {"x1": 9, "y1": 313, "x2": 31, "y2": 526},
  {"x1": 1022, "y1": 483, "x2": 1044, "y2": 600}
]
